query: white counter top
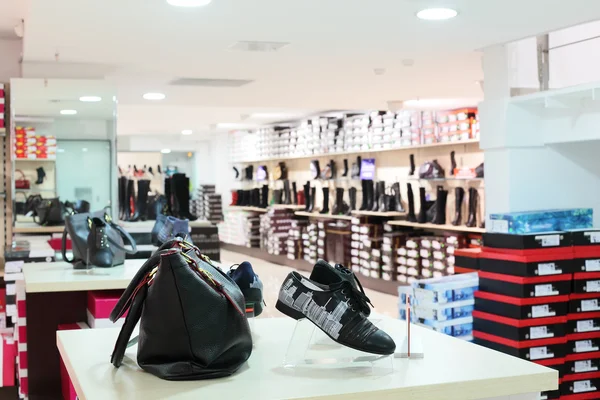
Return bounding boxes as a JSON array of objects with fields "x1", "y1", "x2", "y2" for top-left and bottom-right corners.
[
  {"x1": 23, "y1": 259, "x2": 146, "y2": 293},
  {"x1": 57, "y1": 317, "x2": 556, "y2": 400}
]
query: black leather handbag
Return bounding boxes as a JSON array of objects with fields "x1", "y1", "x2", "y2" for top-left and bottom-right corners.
[
  {"x1": 61, "y1": 211, "x2": 137, "y2": 268},
  {"x1": 110, "y1": 238, "x2": 253, "y2": 380},
  {"x1": 34, "y1": 198, "x2": 66, "y2": 226}
]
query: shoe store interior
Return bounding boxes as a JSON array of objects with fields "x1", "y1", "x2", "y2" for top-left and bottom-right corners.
[{"x1": 1, "y1": 1, "x2": 600, "y2": 400}]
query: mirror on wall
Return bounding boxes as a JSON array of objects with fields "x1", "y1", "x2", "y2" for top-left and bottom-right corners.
[{"x1": 10, "y1": 78, "x2": 117, "y2": 222}]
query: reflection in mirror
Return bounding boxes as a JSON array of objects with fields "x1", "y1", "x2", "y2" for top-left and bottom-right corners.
[{"x1": 10, "y1": 78, "x2": 117, "y2": 224}]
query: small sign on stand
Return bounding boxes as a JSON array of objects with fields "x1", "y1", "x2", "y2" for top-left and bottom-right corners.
[{"x1": 397, "y1": 296, "x2": 424, "y2": 359}]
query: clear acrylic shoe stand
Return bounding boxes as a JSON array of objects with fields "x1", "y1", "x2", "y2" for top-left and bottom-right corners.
[{"x1": 282, "y1": 318, "x2": 394, "y2": 376}]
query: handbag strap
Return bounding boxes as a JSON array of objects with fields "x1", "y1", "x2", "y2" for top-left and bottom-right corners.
[
  {"x1": 107, "y1": 223, "x2": 138, "y2": 255},
  {"x1": 111, "y1": 283, "x2": 147, "y2": 368},
  {"x1": 15, "y1": 169, "x2": 26, "y2": 181},
  {"x1": 61, "y1": 229, "x2": 74, "y2": 263}
]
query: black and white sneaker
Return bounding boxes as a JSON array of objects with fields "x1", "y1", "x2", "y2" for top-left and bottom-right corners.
[{"x1": 276, "y1": 264, "x2": 396, "y2": 355}]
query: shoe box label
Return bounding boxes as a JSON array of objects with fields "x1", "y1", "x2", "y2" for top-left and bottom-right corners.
[
  {"x1": 582, "y1": 299, "x2": 600, "y2": 312},
  {"x1": 536, "y1": 284, "x2": 560, "y2": 297},
  {"x1": 530, "y1": 346, "x2": 554, "y2": 360},
  {"x1": 577, "y1": 320, "x2": 600, "y2": 333},
  {"x1": 574, "y1": 359, "x2": 599, "y2": 373},
  {"x1": 533, "y1": 304, "x2": 557, "y2": 318},
  {"x1": 537, "y1": 234, "x2": 561, "y2": 247},
  {"x1": 539, "y1": 263, "x2": 562, "y2": 276},
  {"x1": 586, "y1": 259, "x2": 600, "y2": 272},
  {"x1": 530, "y1": 326, "x2": 555, "y2": 340},
  {"x1": 574, "y1": 340, "x2": 600, "y2": 353},
  {"x1": 574, "y1": 379, "x2": 597, "y2": 393},
  {"x1": 586, "y1": 281, "x2": 600, "y2": 293}
]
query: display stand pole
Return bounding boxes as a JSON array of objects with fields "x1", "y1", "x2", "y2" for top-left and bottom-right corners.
[{"x1": 397, "y1": 295, "x2": 424, "y2": 359}]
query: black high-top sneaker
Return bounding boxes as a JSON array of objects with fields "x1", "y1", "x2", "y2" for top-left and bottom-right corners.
[
  {"x1": 276, "y1": 265, "x2": 395, "y2": 355},
  {"x1": 88, "y1": 217, "x2": 113, "y2": 268}
]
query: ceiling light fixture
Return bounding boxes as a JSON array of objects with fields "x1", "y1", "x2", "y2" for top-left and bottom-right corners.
[
  {"x1": 166, "y1": 0, "x2": 212, "y2": 7},
  {"x1": 161, "y1": 149, "x2": 172, "y2": 154},
  {"x1": 416, "y1": 8, "x2": 458, "y2": 20},
  {"x1": 181, "y1": 129, "x2": 193, "y2": 135},
  {"x1": 143, "y1": 92, "x2": 166, "y2": 101},
  {"x1": 79, "y1": 96, "x2": 102, "y2": 102},
  {"x1": 60, "y1": 109, "x2": 77, "y2": 115}
]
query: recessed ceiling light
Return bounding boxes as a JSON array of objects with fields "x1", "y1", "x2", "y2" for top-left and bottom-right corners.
[
  {"x1": 60, "y1": 109, "x2": 77, "y2": 115},
  {"x1": 181, "y1": 129, "x2": 193, "y2": 135},
  {"x1": 143, "y1": 92, "x2": 166, "y2": 101},
  {"x1": 161, "y1": 149, "x2": 172, "y2": 154},
  {"x1": 416, "y1": 8, "x2": 458, "y2": 20},
  {"x1": 166, "y1": 0, "x2": 211, "y2": 7},
  {"x1": 79, "y1": 96, "x2": 102, "y2": 102}
]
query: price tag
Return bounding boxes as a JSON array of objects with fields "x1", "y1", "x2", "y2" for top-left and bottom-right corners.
[
  {"x1": 577, "y1": 320, "x2": 599, "y2": 333},
  {"x1": 538, "y1": 263, "x2": 561, "y2": 275},
  {"x1": 575, "y1": 340, "x2": 598, "y2": 353},
  {"x1": 532, "y1": 304, "x2": 555, "y2": 318},
  {"x1": 582, "y1": 299, "x2": 600, "y2": 312},
  {"x1": 535, "y1": 284, "x2": 558, "y2": 297},
  {"x1": 587, "y1": 232, "x2": 600, "y2": 244},
  {"x1": 586, "y1": 280, "x2": 600, "y2": 293},
  {"x1": 530, "y1": 346, "x2": 553, "y2": 360},
  {"x1": 530, "y1": 326, "x2": 553, "y2": 339},
  {"x1": 575, "y1": 360, "x2": 598, "y2": 373},
  {"x1": 536, "y1": 234, "x2": 560, "y2": 247},
  {"x1": 574, "y1": 380, "x2": 595, "y2": 393},
  {"x1": 490, "y1": 219, "x2": 509, "y2": 233},
  {"x1": 586, "y1": 259, "x2": 600, "y2": 272}
]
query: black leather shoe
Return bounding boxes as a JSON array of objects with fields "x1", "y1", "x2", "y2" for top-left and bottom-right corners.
[{"x1": 276, "y1": 265, "x2": 395, "y2": 355}]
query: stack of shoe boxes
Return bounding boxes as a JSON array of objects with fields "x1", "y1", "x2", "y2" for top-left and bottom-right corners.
[
  {"x1": 473, "y1": 232, "x2": 574, "y2": 400},
  {"x1": 304, "y1": 221, "x2": 319, "y2": 263},
  {"x1": 324, "y1": 221, "x2": 351, "y2": 266},
  {"x1": 316, "y1": 221, "x2": 327, "y2": 260},
  {"x1": 399, "y1": 273, "x2": 478, "y2": 341},
  {"x1": 397, "y1": 237, "x2": 421, "y2": 284},
  {"x1": 350, "y1": 216, "x2": 361, "y2": 274},
  {"x1": 565, "y1": 229, "x2": 600, "y2": 399},
  {"x1": 420, "y1": 234, "x2": 463, "y2": 278},
  {"x1": 195, "y1": 185, "x2": 223, "y2": 224},
  {"x1": 350, "y1": 219, "x2": 384, "y2": 279},
  {"x1": 260, "y1": 209, "x2": 295, "y2": 255},
  {"x1": 381, "y1": 224, "x2": 407, "y2": 281},
  {"x1": 287, "y1": 219, "x2": 307, "y2": 260},
  {"x1": 218, "y1": 211, "x2": 260, "y2": 247}
]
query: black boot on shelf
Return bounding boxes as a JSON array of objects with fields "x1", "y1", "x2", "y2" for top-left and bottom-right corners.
[
  {"x1": 417, "y1": 187, "x2": 428, "y2": 224},
  {"x1": 451, "y1": 187, "x2": 465, "y2": 226},
  {"x1": 406, "y1": 183, "x2": 417, "y2": 222},
  {"x1": 131, "y1": 179, "x2": 150, "y2": 221},
  {"x1": 432, "y1": 188, "x2": 448, "y2": 225},
  {"x1": 304, "y1": 183, "x2": 311, "y2": 212},
  {"x1": 320, "y1": 188, "x2": 330, "y2": 214},
  {"x1": 409, "y1": 154, "x2": 416, "y2": 176},
  {"x1": 172, "y1": 174, "x2": 197, "y2": 221},
  {"x1": 261, "y1": 185, "x2": 269, "y2": 208},
  {"x1": 466, "y1": 188, "x2": 479, "y2": 227},
  {"x1": 272, "y1": 189, "x2": 283, "y2": 205},
  {"x1": 332, "y1": 188, "x2": 345, "y2": 215},
  {"x1": 371, "y1": 181, "x2": 385, "y2": 212},
  {"x1": 378, "y1": 190, "x2": 389, "y2": 213},
  {"x1": 308, "y1": 187, "x2": 317, "y2": 213},
  {"x1": 348, "y1": 187, "x2": 357, "y2": 214},
  {"x1": 253, "y1": 188, "x2": 261, "y2": 207},
  {"x1": 124, "y1": 179, "x2": 135, "y2": 221},
  {"x1": 310, "y1": 160, "x2": 321, "y2": 180},
  {"x1": 365, "y1": 180, "x2": 375, "y2": 211},
  {"x1": 118, "y1": 176, "x2": 127, "y2": 220},
  {"x1": 292, "y1": 182, "x2": 298, "y2": 205},
  {"x1": 391, "y1": 182, "x2": 405, "y2": 213},
  {"x1": 236, "y1": 190, "x2": 245, "y2": 206},
  {"x1": 450, "y1": 151, "x2": 457, "y2": 176},
  {"x1": 359, "y1": 180, "x2": 368, "y2": 210},
  {"x1": 35, "y1": 167, "x2": 46, "y2": 184},
  {"x1": 283, "y1": 180, "x2": 292, "y2": 205},
  {"x1": 342, "y1": 159, "x2": 349, "y2": 177},
  {"x1": 164, "y1": 177, "x2": 173, "y2": 216}
]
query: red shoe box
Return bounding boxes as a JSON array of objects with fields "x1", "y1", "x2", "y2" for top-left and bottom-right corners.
[
  {"x1": 573, "y1": 246, "x2": 600, "y2": 274},
  {"x1": 483, "y1": 232, "x2": 572, "y2": 253},
  {"x1": 571, "y1": 293, "x2": 600, "y2": 314},
  {"x1": 475, "y1": 291, "x2": 569, "y2": 319},
  {"x1": 454, "y1": 248, "x2": 480, "y2": 271},
  {"x1": 58, "y1": 323, "x2": 89, "y2": 400},
  {"x1": 479, "y1": 271, "x2": 572, "y2": 298},
  {"x1": 568, "y1": 312, "x2": 600, "y2": 335},
  {"x1": 574, "y1": 273, "x2": 600, "y2": 295},
  {"x1": 479, "y1": 248, "x2": 573, "y2": 277},
  {"x1": 561, "y1": 371, "x2": 600, "y2": 398},
  {"x1": 473, "y1": 310, "x2": 567, "y2": 341},
  {"x1": 473, "y1": 330, "x2": 567, "y2": 360},
  {"x1": 87, "y1": 290, "x2": 125, "y2": 328}
]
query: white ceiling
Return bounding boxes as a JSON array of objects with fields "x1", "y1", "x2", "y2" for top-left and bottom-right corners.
[
  {"x1": 13, "y1": 0, "x2": 600, "y2": 137},
  {"x1": 0, "y1": 0, "x2": 25, "y2": 39}
]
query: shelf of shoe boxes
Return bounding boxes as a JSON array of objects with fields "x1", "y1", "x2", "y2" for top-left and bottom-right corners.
[
  {"x1": 193, "y1": 185, "x2": 224, "y2": 224},
  {"x1": 455, "y1": 220, "x2": 600, "y2": 400}
]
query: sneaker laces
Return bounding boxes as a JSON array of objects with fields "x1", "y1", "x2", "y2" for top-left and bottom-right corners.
[{"x1": 335, "y1": 264, "x2": 373, "y2": 314}]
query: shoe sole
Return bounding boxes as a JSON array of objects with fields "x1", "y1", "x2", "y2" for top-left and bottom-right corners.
[
  {"x1": 243, "y1": 287, "x2": 264, "y2": 317},
  {"x1": 275, "y1": 300, "x2": 394, "y2": 356}
]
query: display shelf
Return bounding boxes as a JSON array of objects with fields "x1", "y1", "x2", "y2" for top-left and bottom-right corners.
[
  {"x1": 351, "y1": 210, "x2": 407, "y2": 217},
  {"x1": 227, "y1": 206, "x2": 268, "y2": 213},
  {"x1": 231, "y1": 138, "x2": 480, "y2": 164},
  {"x1": 270, "y1": 204, "x2": 305, "y2": 210},
  {"x1": 15, "y1": 158, "x2": 56, "y2": 163},
  {"x1": 15, "y1": 188, "x2": 56, "y2": 193},
  {"x1": 295, "y1": 211, "x2": 353, "y2": 221},
  {"x1": 13, "y1": 222, "x2": 64, "y2": 234},
  {"x1": 388, "y1": 220, "x2": 485, "y2": 233},
  {"x1": 0, "y1": 128, "x2": 5, "y2": 137}
]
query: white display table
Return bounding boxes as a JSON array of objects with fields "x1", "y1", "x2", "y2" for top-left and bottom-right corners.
[{"x1": 57, "y1": 318, "x2": 557, "y2": 400}]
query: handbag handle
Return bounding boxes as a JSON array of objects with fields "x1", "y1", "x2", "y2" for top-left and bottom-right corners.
[
  {"x1": 107, "y1": 223, "x2": 138, "y2": 255},
  {"x1": 61, "y1": 229, "x2": 74, "y2": 263},
  {"x1": 15, "y1": 169, "x2": 26, "y2": 180},
  {"x1": 111, "y1": 283, "x2": 147, "y2": 368}
]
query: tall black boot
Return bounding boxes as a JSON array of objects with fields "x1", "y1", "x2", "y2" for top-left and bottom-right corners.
[
  {"x1": 450, "y1": 151, "x2": 457, "y2": 176},
  {"x1": 432, "y1": 188, "x2": 448, "y2": 225},
  {"x1": 365, "y1": 180, "x2": 375, "y2": 211},
  {"x1": 409, "y1": 154, "x2": 416, "y2": 176},
  {"x1": 451, "y1": 187, "x2": 465, "y2": 226},
  {"x1": 466, "y1": 188, "x2": 478, "y2": 227},
  {"x1": 261, "y1": 185, "x2": 269, "y2": 208},
  {"x1": 332, "y1": 188, "x2": 344, "y2": 215},
  {"x1": 406, "y1": 183, "x2": 417, "y2": 222},
  {"x1": 35, "y1": 167, "x2": 46, "y2": 184},
  {"x1": 283, "y1": 180, "x2": 292, "y2": 205},
  {"x1": 417, "y1": 187, "x2": 428, "y2": 223},
  {"x1": 164, "y1": 177, "x2": 173, "y2": 215},
  {"x1": 348, "y1": 187, "x2": 357, "y2": 214},
  {"x1": 292, "y1": 182, "x2": 298, "y2": 205},
  {"x1": 118, "y1": 177, "x2": 127, "y2": 220},
  {"x1": 124, "y1": 179, "x2": 135, "y2": 221},
  {"x1": 172, "y1": 174, "x2": 197, "y2": 221},
  {"x1": 131, "y1": 179, "x2": 150, "y2": 221},
  {"x1": 307, "y1": 187, "x2": 317, "y2": 213},
  {"x1": 359, "y1": 180, "x2": 368, "y2": 210},
  {"x1": 342, "y1": 159, "x2": 349, "y2": 177},
  {"x1": 391, "y1": 182, "x2": 405, "y2": 212},
  {"x1": 371, "y1": 181, "x2": 384, "y2": 211},
  {"x1": 320, "y1": 188, "x2": 330, "y2": 214},
  {"x1": 304, "y1": 183, "x2": 311, "y2": 212}
]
